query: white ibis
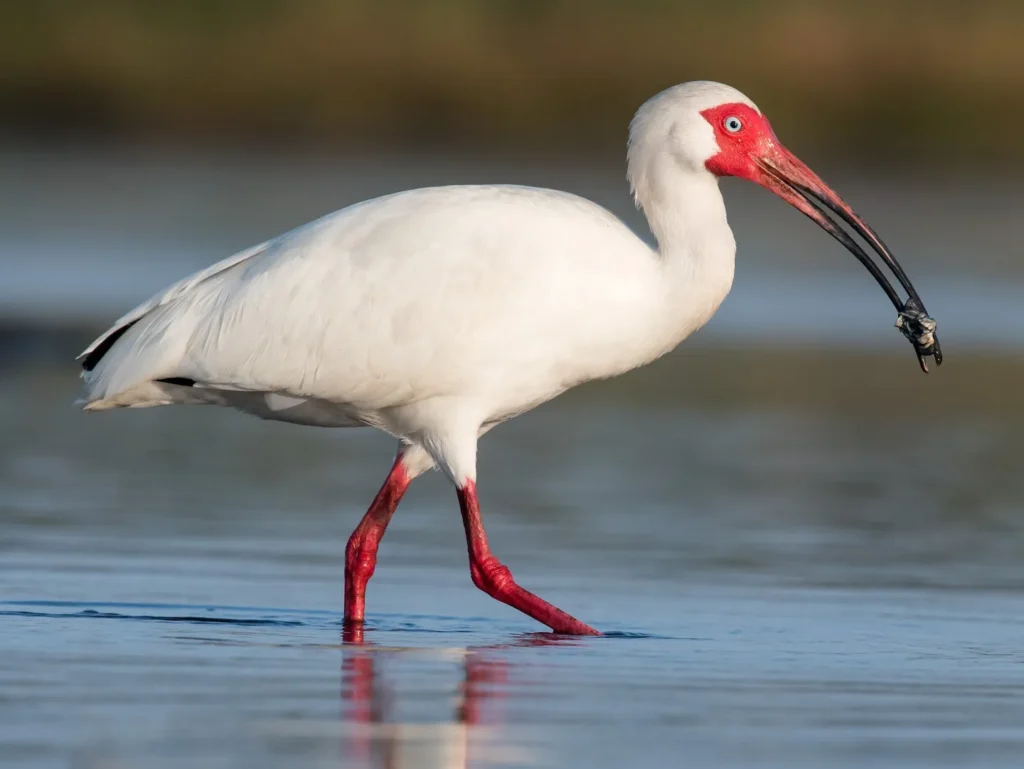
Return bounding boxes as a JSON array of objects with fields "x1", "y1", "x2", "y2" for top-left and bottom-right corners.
[{"x1": 78, "y1": 81, "x2": 940, "y2": 636}]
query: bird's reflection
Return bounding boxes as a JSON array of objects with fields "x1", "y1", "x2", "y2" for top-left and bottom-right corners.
[{"x1": 340, "y1": 625, "x2": 578, "y2": 768}]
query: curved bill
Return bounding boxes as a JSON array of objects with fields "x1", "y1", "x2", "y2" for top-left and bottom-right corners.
[{"x1": 753, "y1": 147, "x2": 942, "y2": 373}]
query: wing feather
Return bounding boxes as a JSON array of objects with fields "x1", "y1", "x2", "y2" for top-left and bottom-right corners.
[{"x1": 77, "y1": 239, "x2": 271, "y2": 366}]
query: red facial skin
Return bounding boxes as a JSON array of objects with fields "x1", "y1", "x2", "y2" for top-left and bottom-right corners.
[
  {"x1": 701, "y1": 101, "x2": 836, "y2": 224},
  {"x1": 701, "y1": 103, "x2": 776, "y2": 181},
  {"x1": 700, "y1": 102, "x2": 893, "y2": 262}
]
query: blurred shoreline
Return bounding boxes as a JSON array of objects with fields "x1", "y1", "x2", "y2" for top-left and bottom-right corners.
[{"x1": 2, "y1": 1, "x2": 1023, "y2": 167}]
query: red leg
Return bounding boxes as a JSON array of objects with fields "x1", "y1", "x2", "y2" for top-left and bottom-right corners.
[
  {"x1": 457, "y1": 481, "x2": 600, "y2": 636},
  {"x1": 344, "y1": 453, "x2": 412, "y2": 626}
]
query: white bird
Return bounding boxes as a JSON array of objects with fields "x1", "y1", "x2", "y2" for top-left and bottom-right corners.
[{"x1": 79, "y1": 81, "x2": 936, "y2": 636}]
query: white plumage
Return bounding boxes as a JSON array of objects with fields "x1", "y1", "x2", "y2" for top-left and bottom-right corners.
[
  {"x1": 81, "y1": 82, "x2": 751, "y2": 485},
  {"x1": 81, "y1": 80, "x2": 932, "y2": 635}
]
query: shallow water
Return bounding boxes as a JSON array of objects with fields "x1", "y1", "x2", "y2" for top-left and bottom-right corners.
[
  {"x1": 4, "y1": 153, "x2": 1024, "y2": 767},
  {"x1": 4, "y1": 355, "x2": 1024, "y2": 768}
]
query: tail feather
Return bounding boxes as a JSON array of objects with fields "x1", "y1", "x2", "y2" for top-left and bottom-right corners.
[
  {"x1": 77, "y1": 240, "x2": 272, "y2": 410},
  {"x1": 77, "y1": 240, "x2": 270, "y2": 366},
  {"x1": 80, "y1": 301, "x2": 195, "y2": 409},
  {"x1": 80, "y1": 319, "x2": 140, "y2": 372}
]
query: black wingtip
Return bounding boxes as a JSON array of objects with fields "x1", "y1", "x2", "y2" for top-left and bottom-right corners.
[{"x1": 81, "y1": 320, "x2": 139, "y2": 371}]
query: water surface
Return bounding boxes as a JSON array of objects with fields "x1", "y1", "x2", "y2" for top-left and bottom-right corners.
[
  {"x1": 4, "y1": 354, "x2": 1024, "y2": 768},
  {"x1": 3, "y1": 154, "x2": 1024, "y2": 768}
]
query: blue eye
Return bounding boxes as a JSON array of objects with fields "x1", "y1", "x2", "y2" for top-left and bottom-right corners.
[{"x1": 724, "y1": 116, "x2": 743, "y2": 133}]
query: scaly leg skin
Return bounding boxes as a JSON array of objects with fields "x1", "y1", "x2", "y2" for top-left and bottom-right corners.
[
  {"x1": 457, "y1": 480, "x2": 600, "y2": 636},
  {"x1": 343, "y1": 453, "x2": 412, "y2": 632}
]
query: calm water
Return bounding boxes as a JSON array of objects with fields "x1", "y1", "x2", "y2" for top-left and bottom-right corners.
[
  {"x1": 5, "y1": 354, "x2": 1024, "y2": 769},
  {"x1": 3, "y1": 153, "x2": 1024, "y2": 768}
]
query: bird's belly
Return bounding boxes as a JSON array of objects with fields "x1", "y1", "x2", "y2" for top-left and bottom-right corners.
[{"x1": 220, "y1": 391, "x2": 366, "y2": 428}]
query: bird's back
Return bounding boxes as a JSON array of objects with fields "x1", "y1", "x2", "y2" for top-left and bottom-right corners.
[{"x1": 81, "y1": 185, "x2": 662, "y2": 423}]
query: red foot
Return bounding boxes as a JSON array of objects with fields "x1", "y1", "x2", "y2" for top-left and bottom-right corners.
[
  {"x1": 341, "y1": 619, "x2": 365, "y2": 645},
  {"x1": 343, "y1": 455, "x2": 411, "y2": 624},
  {"x1": 344, "y1": 541, "x2": 379, "y2": 624},
  {"x1": 459, "y1": 482, "x2": 600, "y2": 636}
]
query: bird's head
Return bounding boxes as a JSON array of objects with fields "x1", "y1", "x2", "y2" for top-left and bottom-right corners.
[{"x1": 628, "y1": 81, "x2": 941, "y2": 372}]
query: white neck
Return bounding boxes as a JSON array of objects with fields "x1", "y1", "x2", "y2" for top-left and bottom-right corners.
[{"x1": 634, "y1": 163, "x2": 737, "y2": 349}]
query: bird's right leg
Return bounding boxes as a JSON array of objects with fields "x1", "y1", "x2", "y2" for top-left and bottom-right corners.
[{"x1": 344, "y1": 445, "x2": 429, "y2": 629}]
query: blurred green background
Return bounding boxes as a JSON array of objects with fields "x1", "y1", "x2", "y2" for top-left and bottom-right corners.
[{"x1": 2, "y1": 0, "x2": 1022, "y2": 165}]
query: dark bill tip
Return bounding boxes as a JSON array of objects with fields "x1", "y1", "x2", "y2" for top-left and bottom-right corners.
[{"x1": 753, "y1": 154, "x2": 942, "y2": 373}]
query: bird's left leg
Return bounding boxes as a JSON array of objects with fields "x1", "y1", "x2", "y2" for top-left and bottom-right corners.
[
  {"x1": 418, "y1": 415, "x2": 600, "y2": 636},
  {"x1": 344, "y1": 444, "x2": 432, "y2": 628},
  {"x1": 457, "y1": 480, "x2": 601, "y2": 636}
]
